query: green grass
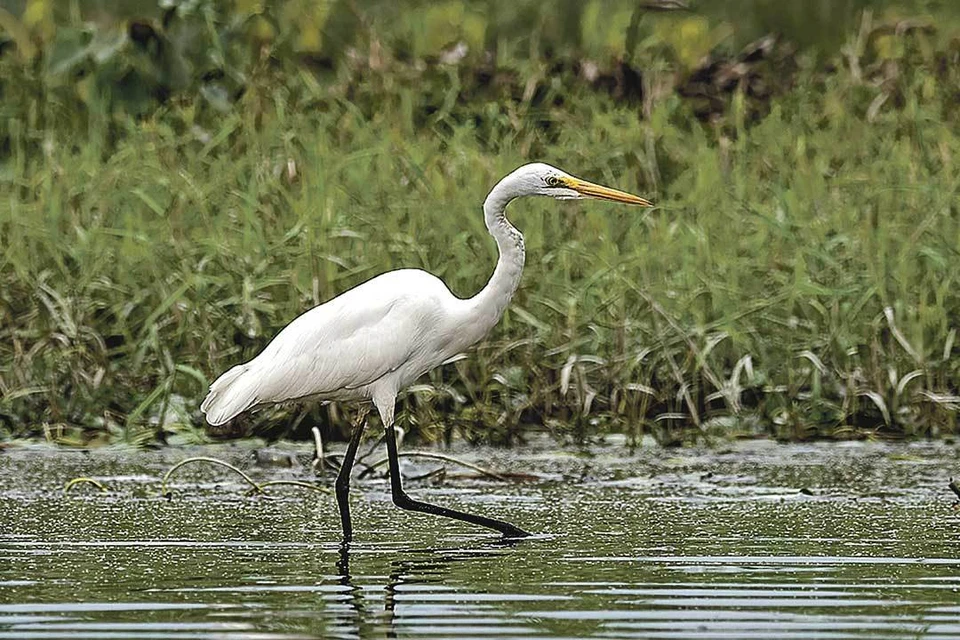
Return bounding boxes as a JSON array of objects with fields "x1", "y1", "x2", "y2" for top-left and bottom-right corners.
[{"x1": 1, "y1": 2, "x2": 959, "y2": 446}]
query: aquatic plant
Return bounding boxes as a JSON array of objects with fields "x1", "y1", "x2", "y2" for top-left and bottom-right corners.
[{"x1": 1, "y1": 1, "x2": 959, "y2": 446}]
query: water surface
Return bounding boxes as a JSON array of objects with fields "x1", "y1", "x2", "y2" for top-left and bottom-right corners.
[{"x1": 1, "y1": 439, "x2": 958, "y2": 639}]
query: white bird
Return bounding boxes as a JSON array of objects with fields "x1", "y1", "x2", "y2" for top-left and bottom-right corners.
[{"x1": 201, "y1": 162, "x2": 652, "y2": 541}]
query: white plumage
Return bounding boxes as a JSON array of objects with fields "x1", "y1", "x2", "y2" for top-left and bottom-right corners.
[
  {"x1": 199, "y1": 162, "x2": 651, "y2": 541},
  {"x1": 201, "y1": 269, "x2": 476, "y2": 425}
]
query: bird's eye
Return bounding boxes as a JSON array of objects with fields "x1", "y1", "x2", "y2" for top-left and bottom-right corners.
[{"x1": 545, "y1": 176, "x2": 562, "y2": 187}]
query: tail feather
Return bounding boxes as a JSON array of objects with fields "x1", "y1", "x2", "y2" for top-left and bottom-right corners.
[{"x1": 201, "y1": 364, "x2": 259, "y2": 426}]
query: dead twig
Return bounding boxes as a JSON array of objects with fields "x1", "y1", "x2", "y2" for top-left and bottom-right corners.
[
  {"x1": 257, "y1": 480, "x2": 330, "y2": 496},
  {"x1": 311, "y1": 426, "x2": 325, "y2": 476},
  {"x1": 361, "y1": 451, "x2": 510, "y2": 482},
  {"x1": 64, "y1": 477, "x2": 108, "y2": 494},
  {"x1": 161, "y1": 456, "x2": 264, "y2": 497},
  {"x1": 161, "y1": 456, "x2": 330, "y2": 498}
]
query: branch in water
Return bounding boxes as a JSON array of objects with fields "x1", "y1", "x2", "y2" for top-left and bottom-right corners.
[
  {"x1": 64, "y1": 477, "x2": 108, "y2": 494},
  {"x1": 160, "y1": 456, "x2": 330, "y2": 498},
  {"x1": 362, "y1": 451, "x2": 510, "y2": 482}
]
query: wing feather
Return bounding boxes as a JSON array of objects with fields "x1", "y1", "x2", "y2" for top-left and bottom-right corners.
[{"x1": 201, "y1": 270, "x2": 452, "y2": 424}]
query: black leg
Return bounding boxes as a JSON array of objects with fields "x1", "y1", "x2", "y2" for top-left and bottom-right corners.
[
  {"x1": 383, "y1": 422, "x2": 530, "y2": 538},
  {"x1": 336, "y1": 408, "x2": 369, "y2": 543}
]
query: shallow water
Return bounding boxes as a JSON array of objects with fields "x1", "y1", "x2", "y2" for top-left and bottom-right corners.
[{"x1": 1, "y1": 439, "x2": 958, "y2": 639}]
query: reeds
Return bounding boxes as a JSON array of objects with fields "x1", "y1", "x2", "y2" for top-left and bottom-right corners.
[{"x1": 1, "y1": 3, "x2": 958, "y2": 445}]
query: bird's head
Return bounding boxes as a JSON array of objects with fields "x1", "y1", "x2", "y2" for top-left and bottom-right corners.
[{"x1": 508, "y1": 162, "x2": 653, "y2": 206}]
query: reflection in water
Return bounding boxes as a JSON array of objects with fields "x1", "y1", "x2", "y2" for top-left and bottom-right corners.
[
  {"x1": 334, "y1": 541, "x2": 521, "y2": 639},
  {"x1": 0, "y1": 442, "x2": 959, "y2": 639},
  {"x1": 331, "y1": 545, "x2": 369, "y2": 640}
]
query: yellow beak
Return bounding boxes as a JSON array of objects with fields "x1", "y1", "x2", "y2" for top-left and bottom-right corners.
[{"x1": 562, "y1": 176, "x2": 653, "y2": 206}]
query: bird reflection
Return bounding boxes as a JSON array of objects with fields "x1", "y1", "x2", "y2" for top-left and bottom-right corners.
[
  {"x1": 332, "y1": 539, "x2": 524, "y2": 639},
  {"x1": 324, "y1": 545, "x2": 372, "y2": 640}
]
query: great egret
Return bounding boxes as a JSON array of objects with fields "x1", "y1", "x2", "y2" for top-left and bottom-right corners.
[{"x1": 201, "y1": 162, "x2": 652, "y2": 541}]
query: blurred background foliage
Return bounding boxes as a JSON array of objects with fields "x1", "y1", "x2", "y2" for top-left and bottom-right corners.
[
  {"x1": 1, "y1": 0, "x2": 960, "y2": 447},
  {"x1": 3, "y1": 0, "x2": 959, "y2": 145}
]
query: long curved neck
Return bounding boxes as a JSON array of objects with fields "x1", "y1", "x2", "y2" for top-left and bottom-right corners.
[{"x1": 466, "y1": 178, "x2": 526, "y2": 335}]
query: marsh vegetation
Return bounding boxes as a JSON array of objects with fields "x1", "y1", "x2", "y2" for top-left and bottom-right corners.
[{"x1": 1, "y1": 0, "x2": 959, "y2": 446}]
